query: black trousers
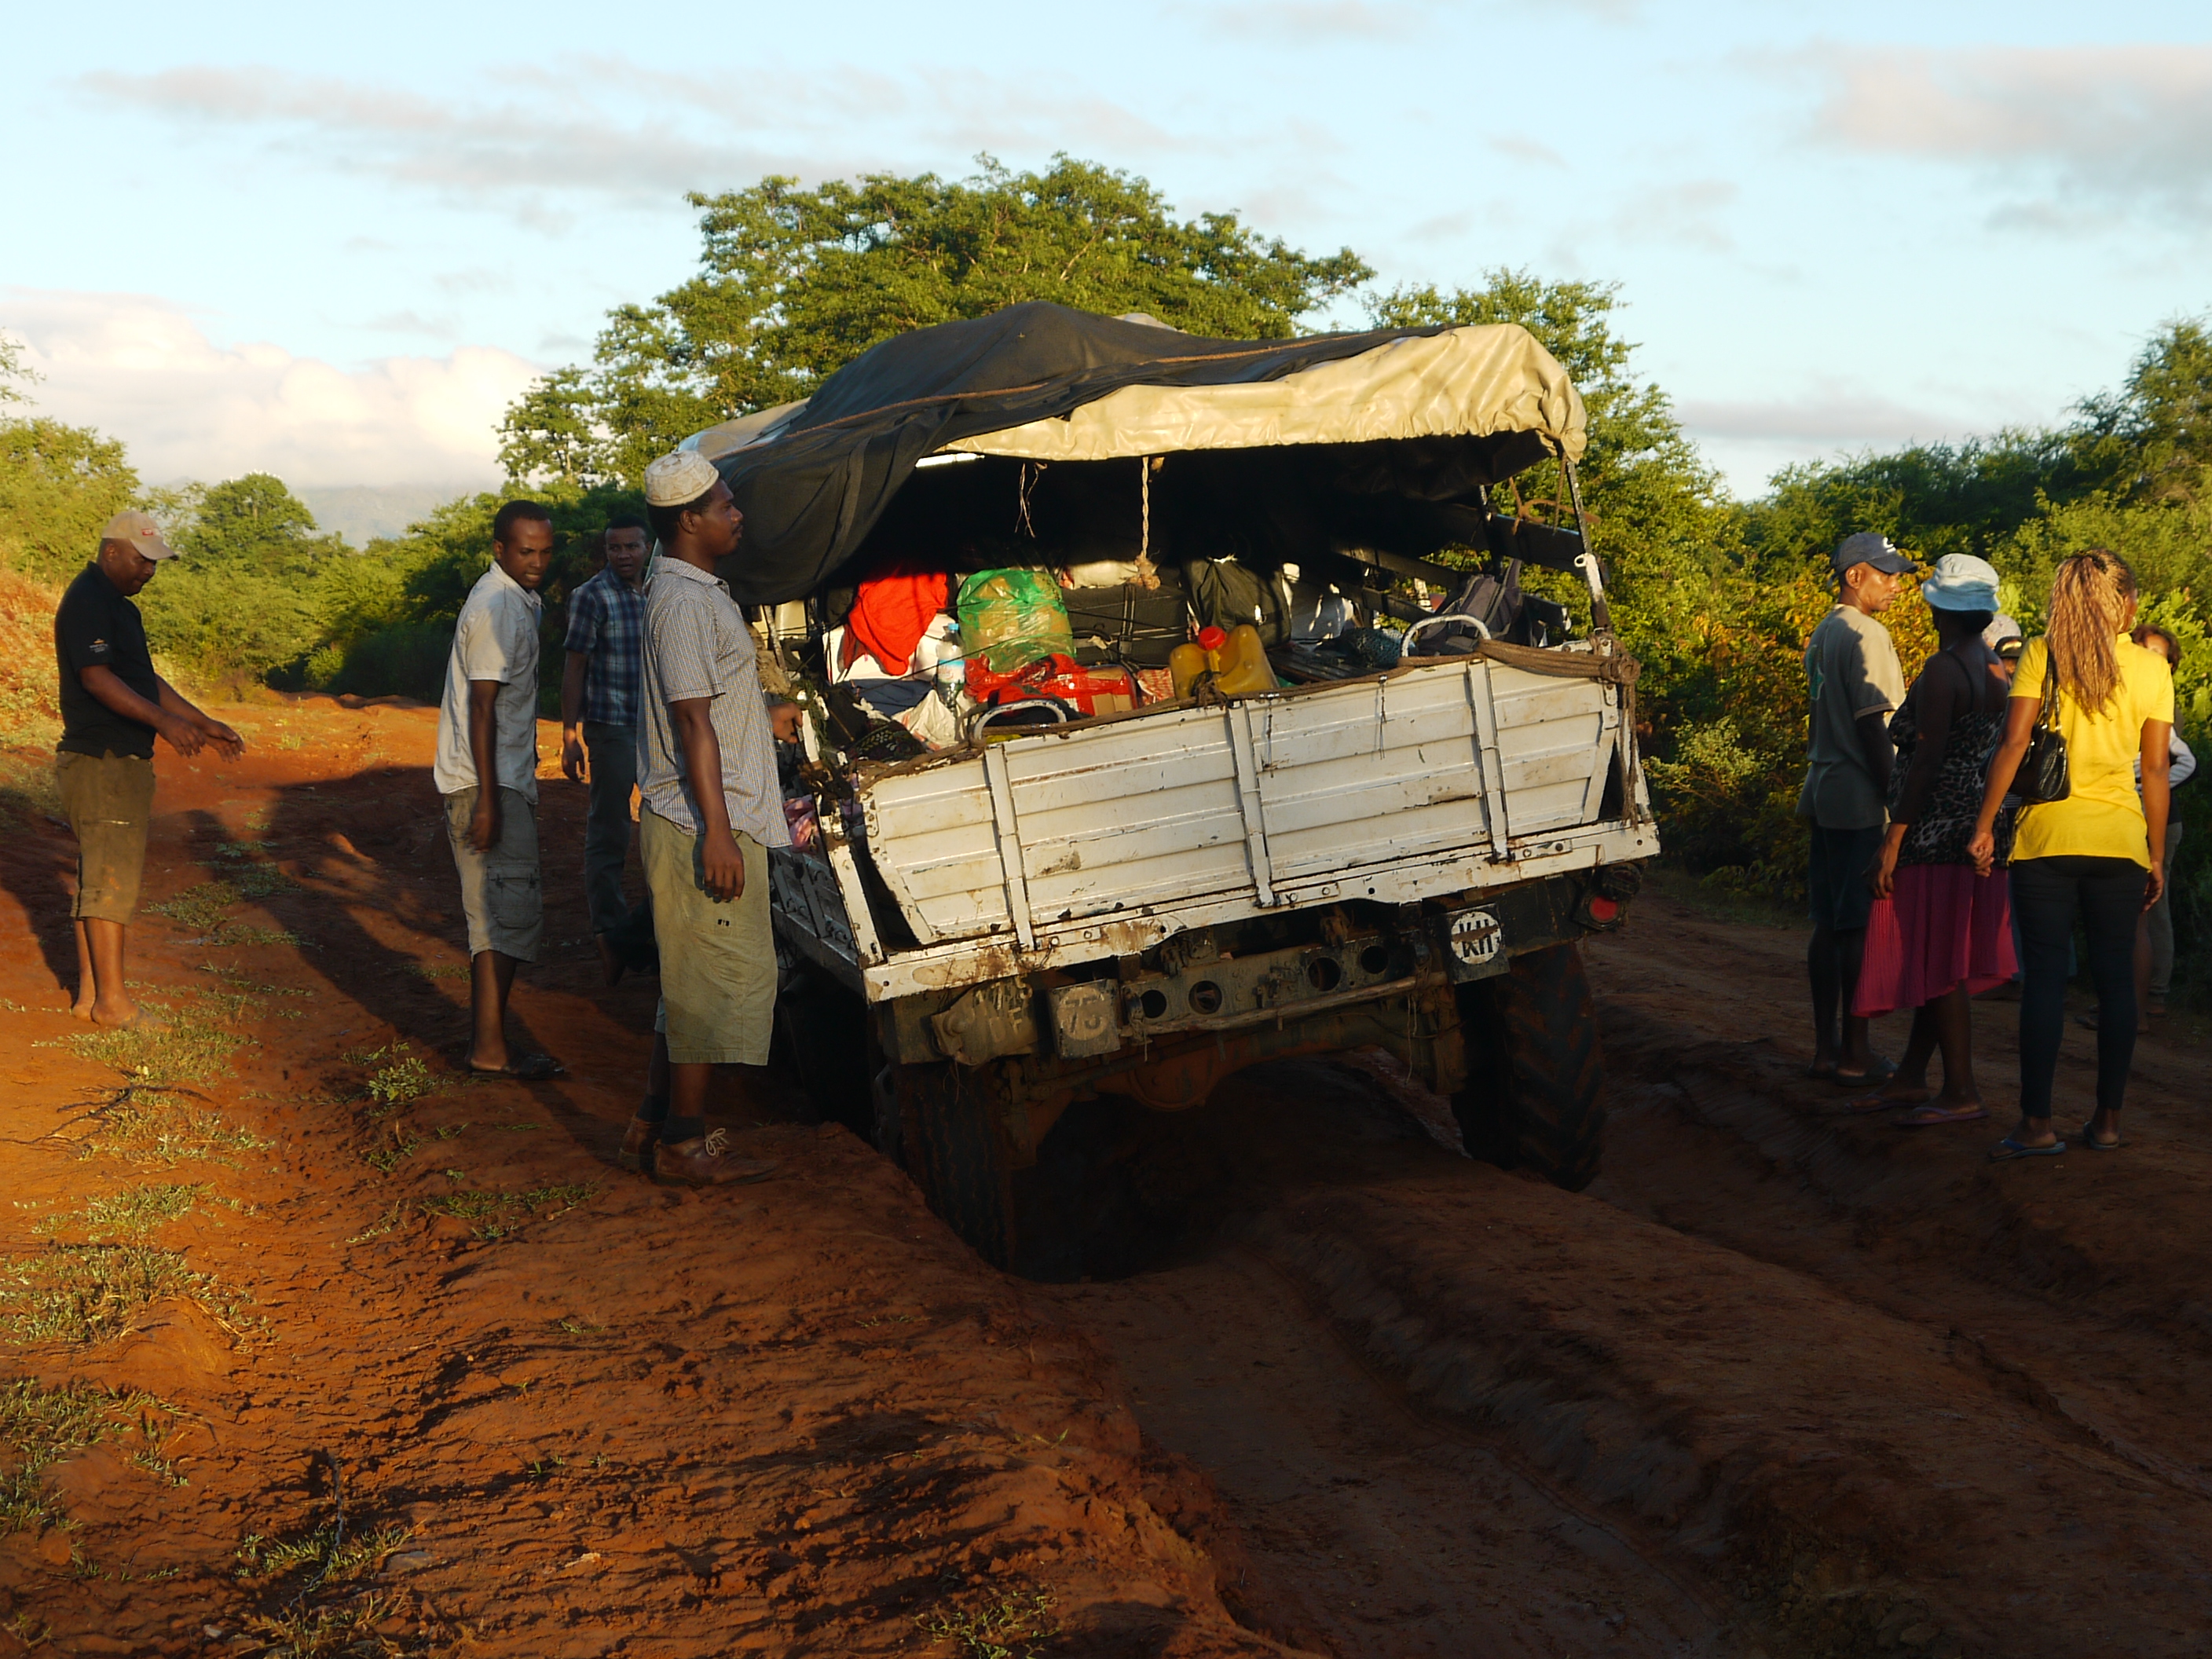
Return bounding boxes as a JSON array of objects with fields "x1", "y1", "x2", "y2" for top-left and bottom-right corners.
[{"x1": 2012, "y1": 855, "x2": 2148, "y2": 1119}]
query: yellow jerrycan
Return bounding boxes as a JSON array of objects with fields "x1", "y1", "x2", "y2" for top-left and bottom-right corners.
[{"x1": 1169, "y1": 624, "x2": 1273, "y2": 698}]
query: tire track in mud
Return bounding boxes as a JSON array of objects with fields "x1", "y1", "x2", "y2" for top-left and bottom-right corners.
[
  {"x1": 1046, "y1": 1240, "x2": 1730, "y2": 1658},
  {"x1": 1028, "y1": 902, "x2": 2212, "y2": 1659}
]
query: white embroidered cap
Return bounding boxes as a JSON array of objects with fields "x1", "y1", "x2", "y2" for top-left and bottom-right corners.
[{"x1": 643, "y1": 449, "x2": 721, "y2": 507}]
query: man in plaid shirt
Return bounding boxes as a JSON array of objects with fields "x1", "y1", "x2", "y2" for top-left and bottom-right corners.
[{"x1": 560, "y1": 515, "x2": 652, "y2": 983}]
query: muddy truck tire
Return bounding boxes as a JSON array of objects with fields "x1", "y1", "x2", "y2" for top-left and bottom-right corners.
[
  {"x1": 774, "y1": 976, "x2": 874, "y2": 1139},
  {"x1": 896, "y1": 1062, "x2": 1016, "y2": 1269},
  {"x1": 1452, "y1": 941, "x2": 1605, "y2": 1191}
]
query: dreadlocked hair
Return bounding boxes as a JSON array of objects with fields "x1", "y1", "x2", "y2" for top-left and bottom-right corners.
[{"x1": 2044, "y1": 548, "x2": 2137, "y2": 714}]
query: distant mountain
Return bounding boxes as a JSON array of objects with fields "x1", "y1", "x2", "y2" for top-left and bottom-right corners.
[{"x1": 296, "y1": 483, "x2": 485, "y2": 548}]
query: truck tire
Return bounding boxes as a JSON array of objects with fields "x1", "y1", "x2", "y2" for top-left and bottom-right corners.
[
  {"x1": 1452, "y1": 941, "x2": 1605, "y2": 1191},
  {"x1": 895, "y1": 1061, "x2": 1016, "y2": 1269},
  {"x1": 774, "y1": 976, "x2": 873, "y2": 1137}
]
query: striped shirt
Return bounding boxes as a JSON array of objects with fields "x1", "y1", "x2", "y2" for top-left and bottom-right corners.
[
  {"x1": 562, "y1": 565, "x2": 645, "y2": 727},
  {"x1": 638, "y1": 557, "x2": 791, "y2": 848}
]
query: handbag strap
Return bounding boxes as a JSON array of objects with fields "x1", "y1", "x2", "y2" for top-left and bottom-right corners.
[{"x1": 2037, "y1": 641, "x2": 2062, "y2": 731}]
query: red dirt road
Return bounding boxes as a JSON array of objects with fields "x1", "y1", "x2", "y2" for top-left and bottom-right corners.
[{"x1": 4, "y1": 694, "x2": 2210, "y2": 1657}]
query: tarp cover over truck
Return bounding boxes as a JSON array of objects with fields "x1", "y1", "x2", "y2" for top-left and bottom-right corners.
[{"x1": 685, "y1": 302, "x2": 1590, "y2": 603}]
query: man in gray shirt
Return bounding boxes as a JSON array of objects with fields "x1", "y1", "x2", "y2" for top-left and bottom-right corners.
[
  {"x1": 623, "y1": 449, "x2": 790, "y2": 1186},
  {"x1": 1800, "y1": 531, "x2": 1914, "y2": 1085}
]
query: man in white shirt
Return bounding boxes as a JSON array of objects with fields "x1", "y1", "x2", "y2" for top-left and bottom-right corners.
[{"x1": 434, "y1": 500, "x2": 564, "y2": 1080}]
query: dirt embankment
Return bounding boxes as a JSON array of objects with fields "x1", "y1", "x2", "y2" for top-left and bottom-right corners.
[{"x1": 5, "y1": 687, "x2": 2212, "y2": 1659}]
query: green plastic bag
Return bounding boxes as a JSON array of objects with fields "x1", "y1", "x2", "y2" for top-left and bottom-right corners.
[{"x1": 957, "y1": 569, "x2": 1076, "y2": 676}]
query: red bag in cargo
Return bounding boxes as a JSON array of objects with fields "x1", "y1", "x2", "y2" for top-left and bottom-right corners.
[{"x1": 965, "y1": 653, "x2": 1140, "y2": 716}]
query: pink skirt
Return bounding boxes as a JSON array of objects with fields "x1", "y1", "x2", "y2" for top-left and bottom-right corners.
[{"x1": 1853, "y1": 864, "x2": 2017, "y2": 1019}]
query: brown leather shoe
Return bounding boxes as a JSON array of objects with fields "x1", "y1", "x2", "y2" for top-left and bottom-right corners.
[
  {"x1": 655, "y1": 1127, "x2": 778, "y2": 1187},
  {"x1": 618, "y1": 1114, "x2": 661, "y2": 1174}
]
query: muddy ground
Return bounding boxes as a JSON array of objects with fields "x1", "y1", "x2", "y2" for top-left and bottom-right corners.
[{"x1": 1, "y1": 694, "x2": 2207, "y2": 1657}]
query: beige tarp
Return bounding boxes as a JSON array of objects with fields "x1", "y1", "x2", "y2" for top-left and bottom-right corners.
[
  {"x1": 687, "y1": 324, "x2": 1586, "y2": 467},
  {"x1": 942, "y1": 324, "x2": 1585, "y2": 464}
]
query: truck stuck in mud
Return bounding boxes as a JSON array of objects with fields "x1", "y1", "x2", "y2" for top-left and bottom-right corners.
[{"x1": 684, "y1": 302, "x2": 1657, "y2": 1271}]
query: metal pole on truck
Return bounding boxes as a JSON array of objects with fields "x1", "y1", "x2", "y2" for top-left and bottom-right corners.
[{"x1": 1559, "y1": 456, "x2": 1613, "y2": 639}]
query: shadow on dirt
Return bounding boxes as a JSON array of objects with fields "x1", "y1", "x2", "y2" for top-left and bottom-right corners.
[
  {"x1": 1009, "y1": 1057, "x2": 1469, "y2": 1282},
  {"x1": 0, "y1": 810, "x2": 82, "y2": 999}
]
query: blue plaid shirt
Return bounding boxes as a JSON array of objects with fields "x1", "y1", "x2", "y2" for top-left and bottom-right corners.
[{"x1": 563, "y1": 565, "x2": 646, "y2": 727}]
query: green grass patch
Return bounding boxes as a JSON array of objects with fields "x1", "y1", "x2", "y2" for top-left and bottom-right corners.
[
  {"x1": 236, "y1": 1519, "x2": 411, "y2": 1585},
  {"x1": 0, "y1": 1379, "x2": 181, "y2": 1536},
  {"x1": 0, "y1": 1243, "x2": 253, "y2": 1346},
  {"x1": 363, "y1": 1130, "x2": 419, "y2": 1174},
  {"x1": 233, "y1": 865, "x2": 300, "y2": 900},
  {"x1": 80, "y1": 1087, "x2": 273, "y2": 1166},
  {"x1": 58, "y1": 1003, "x2": 255, "y2": 1085},
  {"x1": 194, "y1": 964, "x2": 312, "y2": 997},
  {"x1": 239, "y1": 1596, "x2": 404, "y2": 1659},
  {"x1": 145, "y1": 881, "x2": 242, "y2": 933},
  {"x1": 365, "y1": 1054, "x2": 434, "y2": 1110},
  {"x1": 917, "y1": 1588, "x2": 1061, "y2": 1659},
  {"x1": 60, "y1": 1182, "x2": 208, "y2": 1239},
  {"x1": 409, "y1": 963, "x2": 468, "y2": 982},
  {"x1": 419, "y1": 1181, "x2": 598, "y2": 1241}
]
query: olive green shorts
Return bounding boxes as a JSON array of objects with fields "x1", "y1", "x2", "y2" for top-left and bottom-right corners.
[
  {"x1": 441, "y1": 786, "x2": 543, "y2": 962},
  {"x1": 640, "y1": 805, "x2": 774, "y2": 1066},
  {"x1": 57, "y1": 751, "x2": 156, "y2": 925}
]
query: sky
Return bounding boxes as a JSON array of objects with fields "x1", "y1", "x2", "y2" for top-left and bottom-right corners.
[{"x1": 7, "y1": 0, "x2": 2211, "y2": 507}]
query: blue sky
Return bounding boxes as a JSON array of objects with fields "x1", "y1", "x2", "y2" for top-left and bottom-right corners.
[{"x1": 7, "y1": 0, "x2": 2210, "y2": 499}]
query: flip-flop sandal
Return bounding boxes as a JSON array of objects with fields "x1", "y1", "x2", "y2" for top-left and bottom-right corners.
[
  {"x1": 2080, "y1": 1121, "x2": 2125, "y2": 1150},
  {"x1": 1894, "y1": 1103, "x2": 1990, "y2": 1127},
  {"x1": 1989, "y1": 1135, "x2": 2065, "y2": 1162},
  {"x1": 471, "y1": 1053, "x2": 566, "y2": 1082},
  {"x1": 1833, "y1": 1057, "x2": 1897, "y2": 1090}
]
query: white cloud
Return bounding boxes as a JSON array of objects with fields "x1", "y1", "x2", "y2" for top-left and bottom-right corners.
[
  {"x1": 1810, "y1": 44, "x2": 2212, "y2": 225},
  {"x1": 75, "y1": 59, "x2": 1190, "y2": 226},
  {"x1": 1682, "y1": 388, "x2": 1955, "y2": 443},
  {"x1": 2, "y1": 287, "x2": 534, "y2": 489}
]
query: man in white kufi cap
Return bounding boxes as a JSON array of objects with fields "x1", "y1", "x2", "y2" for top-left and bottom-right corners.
[{"x1": 621, "y1": 450, "x2": 789, "y2": 1185}]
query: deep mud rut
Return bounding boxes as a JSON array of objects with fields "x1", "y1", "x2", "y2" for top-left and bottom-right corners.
[{"x1": 3, "y1": 694, "x2": 2210, "y2": 1657}]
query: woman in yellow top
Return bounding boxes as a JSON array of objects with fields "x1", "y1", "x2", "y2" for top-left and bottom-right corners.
[{"x1": 1969, "y1": 550, "x2": 2173, "y2": 1159}]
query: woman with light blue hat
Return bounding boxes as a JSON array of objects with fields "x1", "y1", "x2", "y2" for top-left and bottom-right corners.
[{"x1": 1854, "y1": 553, "x2": 2020, "y2": 1126}]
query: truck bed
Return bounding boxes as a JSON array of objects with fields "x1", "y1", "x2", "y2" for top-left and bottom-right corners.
[{"x1": 771, "y1": 647, "x2": 1657, "y2": 1000}]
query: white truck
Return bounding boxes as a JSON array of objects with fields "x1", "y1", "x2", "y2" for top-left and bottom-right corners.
[{"x1": 687, "y1": 304, "x2": 1657, "y2": 1273}]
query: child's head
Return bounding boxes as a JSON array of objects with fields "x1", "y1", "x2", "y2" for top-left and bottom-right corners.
[{"x1": 768, "y1": 696, "x2": 803, "y2": 744}]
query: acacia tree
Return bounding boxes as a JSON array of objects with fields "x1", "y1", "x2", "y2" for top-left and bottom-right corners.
[{"x1": 500, "y1": 155, "x2": 1372, "y2": 487}]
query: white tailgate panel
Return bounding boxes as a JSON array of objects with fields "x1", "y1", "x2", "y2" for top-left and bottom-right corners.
[{"x1": 862, "y1": 659, "x2": 1619, "y2": 944}]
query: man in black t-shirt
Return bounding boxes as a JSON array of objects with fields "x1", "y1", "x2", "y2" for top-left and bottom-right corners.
[{"x1": 53, "y1": 511, "x2": 244, "y2": 1028}]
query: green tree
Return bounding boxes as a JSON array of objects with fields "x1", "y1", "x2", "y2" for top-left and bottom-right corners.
[
  {"x1": 0, "y1": 417, "x2": 141, "y2": 581},
  {"x1": 2070, "y1": 317, "x2": 2212, "y2": 506},
  {"x1": 500, "y1": 156, "x2": 1373, "y2": 487},
  {"x1": 0, "y1": 331, "x2": 37, "y2": 405},
  {"x1": 135, "y1": 475, "x2": 352, "y2": 691}
]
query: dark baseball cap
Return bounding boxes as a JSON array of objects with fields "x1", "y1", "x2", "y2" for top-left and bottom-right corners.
[{"x1": 1831, "y1": 532, "x2": 1917, "y2": 579}]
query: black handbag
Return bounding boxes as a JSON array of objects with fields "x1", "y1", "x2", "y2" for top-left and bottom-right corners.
[{"x1": 2014, "y1": 652, "x2": 2071, "y2": 804}]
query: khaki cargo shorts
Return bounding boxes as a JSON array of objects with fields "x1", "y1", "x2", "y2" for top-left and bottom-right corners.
[
  {"x1": 442, "y1": 786, "x2": 543, "y2": 962},
  {"x1": 640, "y1": 804, "x2": 773, "y2": 1066},
  {"x1": 57, "y1": 751, "x2": 156, "y2": 924}
]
